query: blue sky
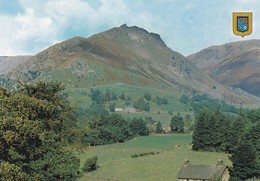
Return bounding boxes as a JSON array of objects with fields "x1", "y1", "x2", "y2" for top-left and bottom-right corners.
[{"x1": 0, "y1": 0, "x2": 259, "y2": 56}]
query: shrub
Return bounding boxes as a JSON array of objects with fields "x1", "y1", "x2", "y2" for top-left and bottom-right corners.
[
  {"x1": 82, "y1": 156, "x2": 98, "y2": 172},
  {"x1": 162, "y1": 98, "x2": 168, "y2": 104},
  {"x1": 130, "y1": 152, "x2": 158, "y2": 158},
  {"x1": 131, "y1": 154, "x2": 139, "y2": 158},
  {"x1": 149, "y1": 151, "x2": 155, "y2": 155},
  {"x1": 168, "y1": 110, "x2": 173, "y2": 115},
  {"x1": 144, "y1": 92, "x2": 152, "y2": 101}
]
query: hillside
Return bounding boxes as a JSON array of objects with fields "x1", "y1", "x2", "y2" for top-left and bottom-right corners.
[
  {"x1": 0, "y1": 56, "x2": 31, "y2": 75},
  {"x1": 187, "y1": 40, "x2": 260, "y2": 97},
  {"x1": 2, "y1": 25, "x2": 260, "y2": 105}
]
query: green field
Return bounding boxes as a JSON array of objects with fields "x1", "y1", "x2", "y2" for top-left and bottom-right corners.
[{"x1": 78, "y1": 135, "x2": 231, "y2": 181}]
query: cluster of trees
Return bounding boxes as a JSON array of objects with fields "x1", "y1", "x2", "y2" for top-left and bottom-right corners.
[
  {"x1": 192, "y1": 108, "x2": 260, "y2": 180},
  {"x1": 155, "y1": 96, "x2": 168, "y2": 106},
  {"x1": 84, "y1": 114, "x2": 149, "y2": 146},
  {"x1": 133, "y1": 98, "x2": 150, "y2": 112},
  {"x1": 132, "y1": 92, "x2": 169, "y2": 112},
  {"x1": 89, "y1": 89, "x2": 131, "y2": 111},
  {"x1": 190, "y1": 94, "x2": 238, "y2": 113},
  {"x1": 132, "y1": 92, "x2": 152, "y2": 112},
  {"x1": 90, "y1": 89, "x2": 119, "y2": 104},
  {"x1": 179, "y1": 93, "x2": 239, "y2": 113},
  {"x1": 155, "y1": 113, "x2": 192, "y2": 134},
  {"x1": 0, "y1": 82, "x2": 82, "y2": 180},
  {"x1": 88, "y1": 90, "x2": 170, "y2": 114}
]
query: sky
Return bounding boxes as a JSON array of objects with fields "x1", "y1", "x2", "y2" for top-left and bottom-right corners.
[{"x1": 0, "y1": 0, "x2": 260, "y2": 56}]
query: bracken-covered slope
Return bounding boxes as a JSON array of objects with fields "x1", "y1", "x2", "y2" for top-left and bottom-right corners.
[
  {"x1": 3, "y1": 25, "x2": 260, "y2": 105},
  {"x1": 188, "y1": 40, "x2": 260, "y2": 97}
]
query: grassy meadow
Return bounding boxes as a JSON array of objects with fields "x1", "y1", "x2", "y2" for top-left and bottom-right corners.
[{"x1": 77, "y1": 135, "x2": 231, "y2": 181}]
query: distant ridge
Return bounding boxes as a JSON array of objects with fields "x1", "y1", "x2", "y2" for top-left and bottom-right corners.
[{"x1": 188, "y1": 39, "x2": 260, "y2": 97}]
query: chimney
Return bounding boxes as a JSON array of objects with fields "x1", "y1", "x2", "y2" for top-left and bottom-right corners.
[
  {"x1": 184, "y1": 159, "x2": 190, "y2": 166},
  {"x1": 217, "y1": 159, "x2": 223, "y2": 167}
]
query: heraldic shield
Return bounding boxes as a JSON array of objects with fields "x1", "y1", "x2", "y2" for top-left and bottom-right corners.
[{"x1": 233, "y1": 12, "x2": 252, "y2": 37}]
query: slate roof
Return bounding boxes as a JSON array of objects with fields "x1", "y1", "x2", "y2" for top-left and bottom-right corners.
[{"x1": 177, "y1": 164, "x2": 227, "y2": 180}]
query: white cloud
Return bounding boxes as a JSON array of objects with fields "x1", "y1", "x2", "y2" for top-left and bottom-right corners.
[
  {"x1": 0, "y1": 15, "x2": 22, "y2": 55},
  {"x1": 0, "y1": 0, "x2": 160, "y2": 55},
  {"x1": 97, "y1": 0, "x2": 128, "y2": 25},
  {"x1": 14, "y1": 8, "x2": 56, "y2": 41},
  {"x1": 1, "y1": 0, "x2": 260, "y2": 56},
  {"x1": 0, "y1": 2, "x2": 58, "y2": 55}
]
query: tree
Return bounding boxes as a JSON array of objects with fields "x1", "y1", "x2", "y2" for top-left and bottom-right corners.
[
  {"x1": 104, "y1": 90, "x2": 112, "y2": 102},
  {"x1": 179, "y1": 94, "x2": 190, "y2": 104},
  {"x1": 119, "y1": 92, "x2": 126, "y2": 100},
  {"x1": 109, "y1": 103, "x2": 116, "y2": 112},
  {"x1": 144, "y1": 92, "x2": 151, "y2": 101},
  {"x1": 156, "y1": 121, "x2": 163, "y2": 134},
  {"x1": 86, "y1": 102, "x2": 109, "y2": 116},
  {"x1": 247, "y1": 108, "x2": 260, "y2": 123},
  {"x1": 225, "y1": 116, "x2": 248, "y2": 153},
  {"x1": 162, "y1": 98, "x2": 168, "y2": 104},
  {"x1": 230, "y1": 142, "x2": 258, "y2": 180},
  {"x1": 90, "y1": 89, "x2": 104, "y2": 104},
  {"x1": 29, "y1": 140, "x2": 80, "y2": 180},
  {"x1": 192, "y1": 109, "x2": 229, "y2": 151},
  {"x1": 193, "y1": 109, "x2": 227, "y2": 151},
  {"x1": 111, "y1": 92, "x2": 118, "y2": 100},
  {"x1": 129, "y1": 118, "x2": 149, "y2": 136},
  {"x1": 143, "y1": 102, "x2": 150, "y2": 112},
  {"x1": 82, "y1": 156, "x2": 98, "y2": 172},
  {"x1": 0, "y1": 82, "x2": 81, "y2": 180},
  {"x1": 125, "y1": 95, "x2": 132, "y2": 105},
  {"x1": 133, "y1": 98, "x2": 150, "y2": 112},
  {"x1": 170, "y1": 115, "x2": 184, "y2": 133},
  {"x1": 192, "y1": 109, "x2": 211, "y2": 150},
  {"x1": 241, "y1": 122, "x2": 260, "y2": 173}
]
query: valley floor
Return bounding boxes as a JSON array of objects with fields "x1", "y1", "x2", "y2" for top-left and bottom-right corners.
[{"x1": 77, "y1": 135, "x2": 231, "y2": 181}]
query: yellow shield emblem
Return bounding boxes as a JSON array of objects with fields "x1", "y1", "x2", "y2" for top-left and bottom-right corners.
[{"x1": 232, "y1": 12, "x2": 253, "y2": 37}]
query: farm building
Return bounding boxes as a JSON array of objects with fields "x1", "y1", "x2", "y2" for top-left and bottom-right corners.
[
  {"x1": 115, "y1": 108, "x2": 123, "y2": 112},
  {"x1": 177, "y1": 160, "x2": 229, "y2": 181}
]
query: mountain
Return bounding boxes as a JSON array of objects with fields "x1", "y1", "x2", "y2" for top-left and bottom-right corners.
[
  {"x1": 0, "y1": 56, "x2": 31, "y2": 75},
  {"x1": 2, "y1": 25, "x2": 260, "y2": 105},
  {"x1": 187, "y1": 40, "x2": 260, "y2": 97}
]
